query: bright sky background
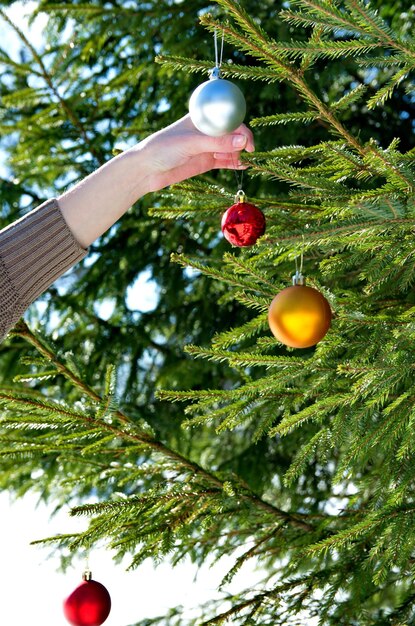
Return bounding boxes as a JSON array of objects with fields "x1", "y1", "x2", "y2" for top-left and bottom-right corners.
[{"x1": 0, "y1": 4, "x2": 262, "y2": 625}]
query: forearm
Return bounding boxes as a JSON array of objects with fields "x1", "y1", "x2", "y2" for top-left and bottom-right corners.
[
  {"x1": 58, "y1": 145, "x2": 149, "y2": 249},
  {"x1": 57, "y1": 114, "x2": 254, "y2": 249},
  {"x1": 0, "y1": 147, "x2": 145, "y2": 341},
  {"x1": 0, "y1": 115, "x2": 254, "y2": 343}
]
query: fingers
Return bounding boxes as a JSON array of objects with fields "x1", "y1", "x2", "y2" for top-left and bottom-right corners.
[
  {"x1": 233, "y1": 123, "x2": 255, "y2": 153},
  {"x1": 213, "y1": 158, "x2": 249, "y2": 170},
  {"x1": 178, "y1": 114, "x2": 255, "y2": 155},
  {"x1": 191, "y1": 129, "x2": 255, "y2": 155},
  {"x1": 149, "y1": 152, "x2": 250, "y2": 192},
  {"x1": 182, "y1": 114, "x2": 255, "y2": 147},
  {"x1": 213, "y1": 151, "x2": 248, "y2": 161},
  {"x1": 200, "y1": 153, "x2": 249, "y2": 171}
]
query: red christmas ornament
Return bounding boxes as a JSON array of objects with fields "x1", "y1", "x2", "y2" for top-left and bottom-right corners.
[
  {"x1": 63, "y1": 571, "x2": 111, "y2": 626},
  {"x1": 221, "y1": 191, "x2": 265, "y2": 247}
]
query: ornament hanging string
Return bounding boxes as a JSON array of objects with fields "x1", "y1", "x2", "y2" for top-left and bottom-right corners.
[
  {"x1": 84, "y1": 550, "x2": 91, "y2": 580},
  {"x1": 214, "y1": 27, "x2": 224, "y2": 69},
  {"x1": 293, "y1": 235, "x2": 305, "y2": 285},
  {"x1": 295, "y1": 237, "x2": 305, "y2": 275},
  {"x1": 215, "y1": 26, "x2": 245, "y2": 200},
  {"x1": 231, "y1": 152, "x2": 244, "y2": 199}
]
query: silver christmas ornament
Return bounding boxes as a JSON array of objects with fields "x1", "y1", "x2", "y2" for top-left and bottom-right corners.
[{"x1": 189, "y1": 66, "x2": 246, "y2": 137}]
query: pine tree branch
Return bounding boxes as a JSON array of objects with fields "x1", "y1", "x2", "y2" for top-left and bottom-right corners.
[
  {"x1": 201, "y1": 11, "x2": 364, "y2": 154},
  {"x1": 171, "y1": 253, "x2": 276, "y2": 297},
  {"x1": 0, "y1": 9, "x2": 104, "y2": 166},
  {"x1": 345, "y1": 0, "x2": 412, "y2": 55},
  {"x1": 156, "y1": 55, "x2": 280, "y2": 82},
  {"x1": 212, "y1": 0, "x2": 415, "y2": 196},
  {"x1": 363, "y1": 142, "x2": 415, "y2": 192},
  {"x1": 10, "y1": 319, "x2": 314, "y2": 531},
  {"x1": 249, "y1": 162, "x2": 355, "y2": 196},
  {"x1": 294, "y1": 0, "x2": 415, "y2": 59},
  {"x1": 0, "y1": 46, "x2": 45, "y2": 78},
  {"x1": 200, "y1": 573, "x2": 317, "y2": 625},
  {"x1": 250, "y1": 111, "x2": 321, "y2": 126},
  {"x1": 282, "y1": 0, "x2": 367, "y2": 37},
  {"x1": 263, "y1": 217, "x2": 415, "y2": 246}
]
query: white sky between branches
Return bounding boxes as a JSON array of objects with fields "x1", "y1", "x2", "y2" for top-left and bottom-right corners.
[{"x1": 0, "y1": 3, "x2": 264, "y2": 625}]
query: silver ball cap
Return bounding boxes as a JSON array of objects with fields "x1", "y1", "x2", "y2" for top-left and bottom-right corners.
[{"x1": 292, "y1": 271, "x2": 306, "y2": 286}]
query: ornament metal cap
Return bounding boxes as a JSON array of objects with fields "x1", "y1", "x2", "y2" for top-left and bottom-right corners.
[
  {"x1": 209, "y1": 66, "x2": 221, "y2": 79},
  {"x1": 82, "y1": 569, "x2": 92, "y2": 581},
  {"x1": 235, "y1": 189, "x2": 246, "y2": 203},
  {"x1": 292, "y1": 270, "x2": 306, "y2": 286}
]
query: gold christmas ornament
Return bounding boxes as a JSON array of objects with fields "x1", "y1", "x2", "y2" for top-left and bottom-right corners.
[{"x1": 268, "y1": 271, "x2": 331, "y2": 348}]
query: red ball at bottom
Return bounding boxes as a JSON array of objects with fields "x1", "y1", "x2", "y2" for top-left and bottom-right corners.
[
  {"x1": 63, "y1": 579, "x2": 111, "y2": 626},
  {"x1": 221, "y1": 202, "x2": 266, "y2": 247}
]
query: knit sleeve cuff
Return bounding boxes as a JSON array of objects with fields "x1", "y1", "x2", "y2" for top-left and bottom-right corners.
[{"x1": 0, "y1": 198, "x2": 88, "y2": 334}]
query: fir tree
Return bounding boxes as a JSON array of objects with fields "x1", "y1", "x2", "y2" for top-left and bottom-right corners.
[{"x1": 1, "y1": 0, "x2": 415, "y2": 624}]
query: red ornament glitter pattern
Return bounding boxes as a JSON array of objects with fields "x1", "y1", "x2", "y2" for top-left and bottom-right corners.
[
  {"x1": 63, "y1": 578, "x2": 111, "y2": 626},
  {"x1": 221, "y1": 202, "x2": 266, "y2": 247}
]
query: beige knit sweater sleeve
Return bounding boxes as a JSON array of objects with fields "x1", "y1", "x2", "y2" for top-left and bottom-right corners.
[{"x1": 0, "y1": 198, "x2": 88, "y2": 342}]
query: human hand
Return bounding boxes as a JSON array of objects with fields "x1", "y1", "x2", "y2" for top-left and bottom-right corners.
[
  {"x1": 138, "y1": 113, "x2": 255, "y2": 194},
  {"x1": 58, "y1": 114, "x2": 254, "y2": 248}
]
